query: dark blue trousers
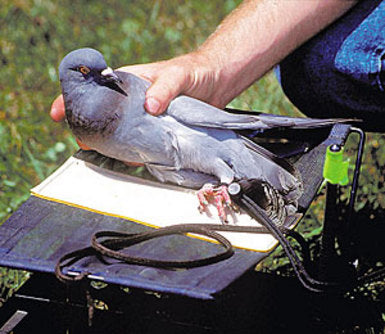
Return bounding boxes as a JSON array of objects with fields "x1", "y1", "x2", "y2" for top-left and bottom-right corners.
[{"x1": 279, "y1": 0, "x2": 385, "y2": 131}]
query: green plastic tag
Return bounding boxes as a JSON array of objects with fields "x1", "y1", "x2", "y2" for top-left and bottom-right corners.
[{"x1": 323, "y1": 145, "x2": 349, "y2": 186}]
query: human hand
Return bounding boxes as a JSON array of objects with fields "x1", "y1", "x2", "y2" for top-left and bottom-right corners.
[
  {"x1": 118, "y1": 51, "x2": 227, "y2": 116},
  {"x1": 50, "y1": 94, "x2": 66, "y2": 122}
]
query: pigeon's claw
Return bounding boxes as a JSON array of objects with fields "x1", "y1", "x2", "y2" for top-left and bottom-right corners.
[{"x1": 197, "y1": 184, "x2": 232, "y2": 223}]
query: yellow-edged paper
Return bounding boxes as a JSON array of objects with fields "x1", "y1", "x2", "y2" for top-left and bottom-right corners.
[{"x1": 32, "y1": 157, "x2": 300, "y2": 252}]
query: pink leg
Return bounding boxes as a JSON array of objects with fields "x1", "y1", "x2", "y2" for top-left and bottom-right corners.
[{"x1": 197, "y1": 184, "x2": 233, "y2": 223}]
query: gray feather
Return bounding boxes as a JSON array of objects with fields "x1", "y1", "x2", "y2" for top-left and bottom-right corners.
[{"x1": 168, "y1": 95, "x2": 352, "y2": 131}]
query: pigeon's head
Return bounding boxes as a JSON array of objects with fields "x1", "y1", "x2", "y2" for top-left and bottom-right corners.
[{"x1": 59, "y1": 48, "x2": 122, "y2": 92}]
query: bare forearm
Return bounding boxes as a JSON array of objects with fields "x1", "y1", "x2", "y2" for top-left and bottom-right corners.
[{"x1": 197, "y1": 0, "x2": 358, "y2": 105}]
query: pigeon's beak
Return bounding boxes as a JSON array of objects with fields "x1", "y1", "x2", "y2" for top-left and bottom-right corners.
[{"x1": 101, "y1": 67, "x2": 122, "y2": 84}]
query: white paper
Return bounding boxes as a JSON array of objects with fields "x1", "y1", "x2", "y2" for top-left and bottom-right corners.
[{"x1": 31, "y1": 157, "x2": 298, "y2": 252}]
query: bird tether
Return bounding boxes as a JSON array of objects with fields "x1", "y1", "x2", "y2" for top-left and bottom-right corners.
[
  {"x1": 56, "y1": 178, "x2": 385, "y2": 293},
  {"x1": 54, "y1": 180, "x2": 330, "y2": 293}
]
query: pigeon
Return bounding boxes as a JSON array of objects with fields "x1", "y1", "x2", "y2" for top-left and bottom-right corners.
[{"x1": 58, "y1": 48, "x2": 349, "y2": 223}]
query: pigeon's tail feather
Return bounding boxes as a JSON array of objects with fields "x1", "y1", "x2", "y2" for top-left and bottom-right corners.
[
  {"x1": 262, "y1": 117, "x2": 358, "y2": 130},
  {"x1": 168, "y1": 95, "x2": 358, "y2": 132}
]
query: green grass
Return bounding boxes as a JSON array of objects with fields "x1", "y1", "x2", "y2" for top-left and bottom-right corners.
[{"x1": 0, "y1": 0, "x2": 384, "y2": 331}]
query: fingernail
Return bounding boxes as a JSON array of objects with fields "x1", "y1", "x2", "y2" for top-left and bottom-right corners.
[{"x1": 145, "y1": 97, "x2": 161, "y2": 115}]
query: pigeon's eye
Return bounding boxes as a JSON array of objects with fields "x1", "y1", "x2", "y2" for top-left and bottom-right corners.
[{"x1": 79, "y1": 66, "x2": 90, "y2": 75}]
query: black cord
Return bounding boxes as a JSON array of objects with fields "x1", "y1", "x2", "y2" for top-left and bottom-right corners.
[
  {"x1": 240, "y1": 195, "x2": 339, "y2": 292},
  {"x1": 91, "y1": 225, "x2": 234, "y2": 269},
  {"x1": 55, "y1": 220, "x2": 307, "y2": 283}
]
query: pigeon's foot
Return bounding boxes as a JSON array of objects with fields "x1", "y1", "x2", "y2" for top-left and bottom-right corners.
[{"x1": 197, "y1": 184, "x2": 233, "y2": 223}]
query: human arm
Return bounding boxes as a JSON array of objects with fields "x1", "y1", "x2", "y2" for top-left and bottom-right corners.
[
  {"x1": 121, "y1": 0, "x2": 358, "y2": 115},
  {"x1": 50, "y1": 0, "x2": 358, "y2": 120}
]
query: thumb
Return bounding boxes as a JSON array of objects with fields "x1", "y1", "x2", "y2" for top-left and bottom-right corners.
[
  {"x1": 50, "y1": 94, "x2": 66, "y2": 122},
  {"x1": 144, "y1": 71, "x2": 187, "y2": 116}
]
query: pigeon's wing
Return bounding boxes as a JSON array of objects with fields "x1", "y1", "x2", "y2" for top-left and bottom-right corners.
[
  {"x1": 115, "y1": 70, "x2": 151, "y2": 92},
  {"x1": 240, "y1": 135, "x2": 298, "y2": 176},
  {"x1": 167, "y1": 95, "x2": 350, "y2": 131},
  {"x1": 145, "y1": 163, "x2": 217, "y2": 189},
  {"x1": 115, "y1": 72, "x2": 350, "y2": 131}
]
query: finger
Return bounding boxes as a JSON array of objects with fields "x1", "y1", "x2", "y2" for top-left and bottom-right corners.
[
  {"x1": 50, "y1": 94, "x2": 66, "y2": 122},
  {"x1": 144, "y1": 69, "x2": 188, "y2": 115}
]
